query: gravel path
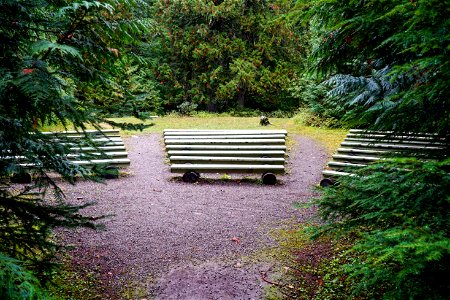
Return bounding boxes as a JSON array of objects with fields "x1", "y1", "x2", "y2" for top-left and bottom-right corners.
[{"x1": 59, "y1": 133, "x2": 328, "y2": 299}]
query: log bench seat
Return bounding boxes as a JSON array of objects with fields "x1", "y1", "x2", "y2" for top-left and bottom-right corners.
[
  {"x1": 6, "y1": 129, "x2": 130, "y2": 183},
  {"x1": 321, "y1": 129, "x2": 448, "y2": 187},
  {"x1": 163, "y1": 129, "x2": 288, "y2": 184}
]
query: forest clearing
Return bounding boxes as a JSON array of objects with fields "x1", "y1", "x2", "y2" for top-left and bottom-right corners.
[{"x1": 1, "y1": 0, "x2": 448, "y2": 299}]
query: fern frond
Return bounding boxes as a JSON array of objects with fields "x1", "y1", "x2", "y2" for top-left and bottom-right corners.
[{"x1": 31, "y1": 41, "x2": 82, "y2": 60}]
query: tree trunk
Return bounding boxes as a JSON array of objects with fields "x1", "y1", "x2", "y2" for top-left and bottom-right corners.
[{"x1": 237, "y1": 88, "x2": 246, "y2": 108}]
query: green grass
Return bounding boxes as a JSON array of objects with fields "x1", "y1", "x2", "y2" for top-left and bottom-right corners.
[
  {"x1": 39, "y1": 114, "x2": 347, "y2": 155},
  {"x1": 112, "y1": 115, "x2": 347, "y2": 155}
]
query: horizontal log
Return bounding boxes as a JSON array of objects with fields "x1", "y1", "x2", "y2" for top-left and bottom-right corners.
[
  {"x1": 164, "y1": 134, "x2": 286, "y2": 140},
  {"x1": 344, "y1": 137, "x2": 445, "y2": 146},
  {"x1": 348, "y1": 129, "x2": 442, "y2": 137},
  {"x1": 336, "y1": 148, "x2": 387, "y2": 156},
  {"x1": 340, "y1": 141, "x2": 444, "y2": 150},
  {"x1": 48, "y1": 134, "x2": 122, "y2": 139},
  {"x1": 332, "y1": 154, "x2": 380, "y2": 162},
  {"x1": 56, "y1": 137, "x2": 123, "y2": 142},
  {"x1": 67, "y1": 152, "x2": 129, "y2": 159},
  {"x1": 165, "y1": 145, "x2": 287, "y2": 150},
  {"x1": 328, "y1": 161, "x2": 367, "y2": 168},
  {"x1": 71, "y1": 158, "x2": 131, "y2": 167},
  {"x1": 69, "y1": 146, "x2": 127, "y2": 152},
  {"x1": 62, "y1": 141, "x2": 124, "y2": 147},
  {"x1": 164, "y1": 138, "x2": 286, "y2": 145},
  {"x1": 163, "y1": 129, "x2": 287, "y2": 135},
  {"x1": 170, "y1": 163, "x2": 285, "y2": 173},
  {"x1": 322, "y1": 169, "x2": 353, "y2": 177},
  {"x1": 169, "y1": 156, "x2": 285, "y2": 164},
  {"x1": 42, "y1": 129, "x2": 120, "y2": 136},
  {"x1": 17, "y1": 158, "x2": 130, "y2": 168},
  {"x1": 346, "y1": 133, "x2": 446, "y2": 142},
  {"x1": 167, "y1": 150, "x2": 286, "y2": 157},
  {"x1": 4, "y1": 152, "x2": 129, "y2": 161}
]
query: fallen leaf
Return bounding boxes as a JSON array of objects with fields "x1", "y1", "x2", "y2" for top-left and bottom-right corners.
[
  {"x1": 22, "y1": 68, "x2": 34, "y2": 74},
  {"x1": 108, "y1": 48, "x2": 119, "y2": 57},
  {"x1": 317, "y1": 277, "x2": 324, "y2": 286},
  {"x1": 231, "y1": 236, "x2": 241, "y2": 244}
]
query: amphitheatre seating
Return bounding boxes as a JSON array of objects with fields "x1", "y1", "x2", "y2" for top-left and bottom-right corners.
[
  {"x1": 8, "y1": 129, "x2": 130, "y2": 183},
  {"x1": 42, "y1": 129, "x2": 130, "y2": 167},
  {"x1": 320, "y1": 129, "x2": 448, "y2": 187},
  {"x1": 163, "y1": 129, "x2": 288, "y2": 184}
]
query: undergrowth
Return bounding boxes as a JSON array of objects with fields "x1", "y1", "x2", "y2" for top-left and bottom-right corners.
[
  {"x1": 48, "y1": 254, "x2": 104, "y2": 300},
  {"x1": 268, "y1": 158, "x2": 450, "y2": 299},
  {"x1": 263, "y1": 223, "x2": 359, "y2": 299}
]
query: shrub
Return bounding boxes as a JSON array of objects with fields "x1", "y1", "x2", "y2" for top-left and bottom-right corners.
[
  {"x1": 265, "y1": 110, "x2": 297, "y2": 118},
  {"x1": 228, "y1": 108, "x2": 262, "y2": 117},
  {"x1": 0, "y1": 253, "x2": 49, "y2": 300},
  {"x1": 292, "y1": 109, "x2": 341, "y2": 128},
  {"x1": 314, "y1": 158, "x2": 450, "y2": 299},
  {"x1": 177, "y1": 102, "x2": 198, "y2": 116}
]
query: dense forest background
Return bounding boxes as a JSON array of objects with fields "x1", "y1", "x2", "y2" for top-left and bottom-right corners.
[
  {"x1": 85, "y1": 0, "x2": 450, "y2": 135},
  {"x1": 1, "y1": 0, "x2": 449, "y2": 299}
]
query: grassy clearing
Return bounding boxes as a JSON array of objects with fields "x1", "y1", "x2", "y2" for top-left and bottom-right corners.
[
  {"x1": 40, "y1": 115, "x2": 346, "y2": 154},
  {"x1": 111, "y1": 115, "x2": 346, "y2": 155}
]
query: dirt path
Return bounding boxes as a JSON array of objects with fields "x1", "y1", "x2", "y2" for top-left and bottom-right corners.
[{"x1": 59, "y1": 134, "x2": 328, "y2": 299}]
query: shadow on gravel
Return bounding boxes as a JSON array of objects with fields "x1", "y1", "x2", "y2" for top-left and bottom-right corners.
[{"x1": 169, "y1": 176, "x2": 286, "y2": 186}]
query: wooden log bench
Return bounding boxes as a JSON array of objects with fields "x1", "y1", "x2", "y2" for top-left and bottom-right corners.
[
  {"x1": 6, "y1": 129, "x2": 130, "y2": 183},
  {"x1": 320, "y1": 129, "x2": 448, "y2": 187},
  {"x1": 163, "y1": 129, "x2": 288, "y2": 184}
]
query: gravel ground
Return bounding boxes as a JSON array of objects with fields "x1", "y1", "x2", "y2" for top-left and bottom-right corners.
[{"x1": 59, "y1": 133, "x2": 328, "y2": 299}]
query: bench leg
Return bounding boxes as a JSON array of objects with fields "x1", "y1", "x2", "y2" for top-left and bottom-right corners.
[
  {"x1": 320, "y1": 178, "x2": 334, "y2": 187},
  {"x1": 11, "y1": 172, "x2": 32, "y2": 184},
  {"x1": 262, "y1": 172, "x2": 277, "y2": 185},
  {"x1": 98, "y1": 166, "x2": 120, "y2": 179},
  {"x1": 182, "y1": 171, "x2": 200, "y2": 183}
]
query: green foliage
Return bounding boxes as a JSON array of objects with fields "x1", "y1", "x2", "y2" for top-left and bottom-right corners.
[
  {"x1": 265, "y1": 223, "x2": 359, "y2": 299},
  {"x1": 303, "y1": 0, "x2": 450, "y2": 134},
  {"x1": 285, "y1": 2, "x2": 450, "y2": 298},
  {"x1": 0, "y1": 253, "x2": 50, "y2": 300},
  {"x1": 0, "y1": 185, "x2": 102, "y2": 276},
  {"x1": 292, "y1": 109, "x2": 340, "y2": 128},
  {"x1": 177, "y1": 101, "x2": 198, "y2": 116},
  {"x1": 315, "y1": 158, "x2": 450, "y2": 299},
  {"x1": 0, "y1": 0, "x2": 150, "y2": 293},
  {"x1": 48, "y1": 255, "x2": 104, "y2": 300},
  {"x1": 86, "y1": 52, "x2": 163, "y2": 119},
  {"x1": 151, "y1": 0, "x2": 303, "y2": 112}
]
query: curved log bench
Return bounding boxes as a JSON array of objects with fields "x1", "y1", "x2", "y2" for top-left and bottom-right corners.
[
  {"x1": 6, "y1": 129, "x2": 130, "y2": 183},
  {"x1": 321, "y1": 129, "x2": 448, "y2": 187}
]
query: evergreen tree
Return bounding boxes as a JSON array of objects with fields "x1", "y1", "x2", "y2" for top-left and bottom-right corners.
[
  {"x1": 0, "y1": 0, "x2": 149, "y2": 293},
  {"x1": 315, "y1": 158, "x2": 450, "y2": 299},
  {"x1": 151, "y1": 0, "x2": 303, "y2": 112},
  {"x1": 298, "y1": 0, "x2": 450, "y2": 135},
  {"x1": 287, "y1": 1, "x2": 450, "y2": 298}
]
